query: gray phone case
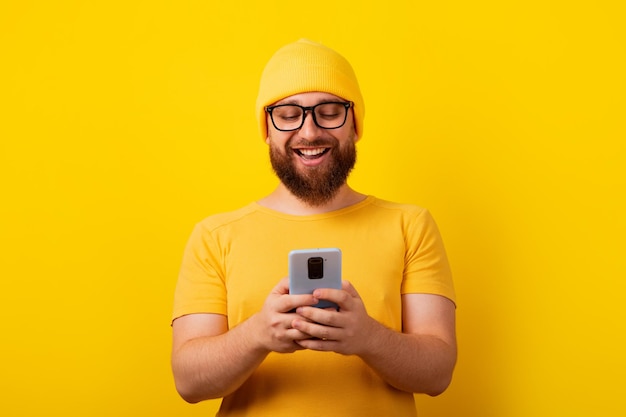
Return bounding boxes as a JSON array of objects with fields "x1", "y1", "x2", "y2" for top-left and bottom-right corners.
[{"x1": 288, "y1": 248, "x2": 342, "y2": 309}]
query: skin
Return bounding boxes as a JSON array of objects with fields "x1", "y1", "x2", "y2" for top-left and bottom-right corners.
[{"x1": 171, "y1": 92, "x2": 457, "y2": 403}]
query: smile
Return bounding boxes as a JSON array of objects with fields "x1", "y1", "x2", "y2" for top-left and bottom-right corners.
[{"x1": 293, "y1": 147, "x2": 330, "y2": 160}]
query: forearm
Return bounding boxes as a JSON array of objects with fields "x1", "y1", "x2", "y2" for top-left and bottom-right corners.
[
  {"x1": 172, "y1": 280, "x2": 319, "y2": 403},
  {"x1": 171, "y1": 315, "x2": 269, "y2": 403},
  {"x1": 359, "y1": 320, "x2": 456, "y2": 396}
]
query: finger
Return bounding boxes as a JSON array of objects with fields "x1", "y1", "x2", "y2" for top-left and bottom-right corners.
[
  {"x1": 311, "y1": 287, "x2": 350, "y2": 309},
  {"x1": 341, "y1": 280, "x2": 361, "y2": 297},
  {"x1": 269, "y1": 277, "x2": 320, "y2": 313},
  {"x1": 296, "y1": 338, "x2": 335, "y2": 351},
  {"x1": 270, "y1": 277, "x2": 291, "y2": 295},
  {"x1": 272, "y1": 329, "x2": 311, "y2": 353},
  {"x1": 274, "y1": 294, "x2": 319, "y2": 313},
  {"x1": 296, "y1": 306, "x2": 339, "y2": 328},
  {"x1": 292, "y1": 318, "x2": 336, "y2": 341},
  {"x1": 311, "y1": 280, "x2": 360, "y2": 302},
  {"x1": 285, "y1": 327, "x2": 316, "y2": 342}
]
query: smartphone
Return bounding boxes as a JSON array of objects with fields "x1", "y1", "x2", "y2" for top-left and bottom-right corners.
[{"x1": 289, "y1": 248, "x2": 342, "y2": 309}]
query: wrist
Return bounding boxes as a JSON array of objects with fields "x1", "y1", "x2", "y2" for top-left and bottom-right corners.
[
  {"x1": 238, "y1": 313, "x2": 272, "y2": 356},
  {"x1": 357, "y1": 317, "x2": 393, "y2": 359}
]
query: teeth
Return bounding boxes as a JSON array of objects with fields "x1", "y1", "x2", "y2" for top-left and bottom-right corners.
[{"x1": 298, "y1": 148, "x2": 326, "y2": 156}]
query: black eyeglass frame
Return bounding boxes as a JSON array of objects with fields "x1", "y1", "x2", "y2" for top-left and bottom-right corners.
[{"x1": 265, "y1": 101, "x2": 353, "y2": 132}]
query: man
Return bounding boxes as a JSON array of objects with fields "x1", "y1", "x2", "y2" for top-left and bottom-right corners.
[{"x1": 171, "y1": 39, "x2": 456, "y2": 416}]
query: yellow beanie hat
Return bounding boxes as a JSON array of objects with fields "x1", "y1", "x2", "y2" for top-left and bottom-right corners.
[{"x1": 256, "y1": 39, "x2": 365, "y2": 140}]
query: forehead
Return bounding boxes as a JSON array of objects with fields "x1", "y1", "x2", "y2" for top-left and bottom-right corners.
[{"x1": 273, "y1": 91, "x2": 346, "y2": 106}]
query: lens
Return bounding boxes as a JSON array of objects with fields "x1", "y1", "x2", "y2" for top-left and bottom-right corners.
[
  {"x1": 307, "y1": 257, "x2": 324, "y2": 279},
  {"x1": 314, "y1": 103, "x2": 347, "y2": 128},
  {"x1": 271, "y1": 105, "x2": 304, "y2": 130}
]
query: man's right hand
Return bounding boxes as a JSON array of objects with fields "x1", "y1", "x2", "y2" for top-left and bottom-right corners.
[{"x1": 252, "y1": 277, "x2": 320, "y2": 353}]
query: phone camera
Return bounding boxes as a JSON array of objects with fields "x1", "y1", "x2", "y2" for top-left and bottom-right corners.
[{"x1": 307, "y1": 257, "x2": 324, "y2": 279}]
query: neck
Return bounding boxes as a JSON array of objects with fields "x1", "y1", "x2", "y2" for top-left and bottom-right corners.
[{"x1": 258, "y1": 183, "x2": 367, "y2": 215}]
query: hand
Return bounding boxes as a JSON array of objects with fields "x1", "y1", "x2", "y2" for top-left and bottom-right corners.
[
  {"x1": 291, "y1": 280, "x2": 379, "y2": 356},
  {"x1": 252, "y1": 277, "x2": 320, "y2": 354}
]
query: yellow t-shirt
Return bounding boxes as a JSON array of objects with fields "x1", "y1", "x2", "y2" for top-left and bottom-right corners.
[{"x1": 173, "y1": 196, "x2": 455, "y2": 417}]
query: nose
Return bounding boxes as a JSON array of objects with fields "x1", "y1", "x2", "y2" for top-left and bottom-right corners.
[{"x1": 298, "y1": 109, "x2": 323, "y2": 139}]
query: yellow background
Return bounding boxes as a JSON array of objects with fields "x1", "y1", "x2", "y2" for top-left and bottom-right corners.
[{"x1": 1, "y1": 1, "x2": 624, "y2": 416}]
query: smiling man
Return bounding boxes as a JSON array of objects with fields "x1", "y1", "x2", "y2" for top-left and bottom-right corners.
[
  {"x1": 171, "y1": 39, "x2": 457, "y2": 417},
  {"x1": 266, "y1": 94, "x2": 357, "y2": 207},
  {"x1": 264, "y1": 91, "x2": 360, "y2": 211}
]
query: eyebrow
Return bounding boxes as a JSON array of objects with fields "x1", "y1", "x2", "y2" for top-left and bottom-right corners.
[{"x1": 276, "y1": 99, "x2": 300, "y2": 105}]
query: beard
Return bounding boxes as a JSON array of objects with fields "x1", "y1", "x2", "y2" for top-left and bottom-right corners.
[{"x1": 269, "y1": 134, "x2": 357, "y2": 207}]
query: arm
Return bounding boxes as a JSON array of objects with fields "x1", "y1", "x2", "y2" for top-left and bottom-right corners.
[
  {"x1": 293, "y1": 282, "x2": 457, "y2": 396},
  {"x1": 171, "y1": 278, "x2": 318, "y2": 403}
]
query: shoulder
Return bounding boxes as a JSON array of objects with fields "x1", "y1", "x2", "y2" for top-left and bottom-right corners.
[
  {"x1": 366, "y1": 197, "x2": 432, "y2": 220},
  {"x1": 361, "y1": 197, "x2": 443, "y2": 239},
  {"x1": 368, "y1": 197, "x2": 425, "y2": 212},
  {"x1": 193, "y1": 203, "x2": 261, "y2": 234}
]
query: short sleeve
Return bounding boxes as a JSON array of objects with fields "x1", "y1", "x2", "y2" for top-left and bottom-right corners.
[
  {"x1": 401, "y1": 208, "x2": 456, "y2": 305},
  {"x1": 172, "y1": 222, "x2": 228, "y2": 321}
]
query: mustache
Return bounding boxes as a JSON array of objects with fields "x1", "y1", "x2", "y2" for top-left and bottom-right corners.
[{"x1": 287, "y1": 138, "x2": 337, "y2": 148}]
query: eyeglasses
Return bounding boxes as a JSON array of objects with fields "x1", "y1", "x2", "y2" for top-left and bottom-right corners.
[{"x1": 265, "y1": 101, "x2": 353, "y2": 132}]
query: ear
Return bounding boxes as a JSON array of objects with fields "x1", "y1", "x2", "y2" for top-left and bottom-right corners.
[
  {"x1": 349, "y1": 108, "x2": 361, "y2": 143},
  {"x1": 264, "y1": 116, "x2": 272, "y2": 144},
  {"x1": 351, "y1": 118, "x2": 361, "y2": 143}
]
